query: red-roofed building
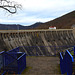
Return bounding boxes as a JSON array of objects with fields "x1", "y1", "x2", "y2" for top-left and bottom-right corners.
[{"x1": 49, "y1": 26, "x2": 56, "y2": 29}]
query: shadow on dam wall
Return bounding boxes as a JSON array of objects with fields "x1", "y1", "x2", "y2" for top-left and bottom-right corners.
[{"x1": 0, "y1": 29, "x2": 75, "y2": 56}]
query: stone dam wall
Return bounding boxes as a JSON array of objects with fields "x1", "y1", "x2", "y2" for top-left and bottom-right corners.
[{"x1": 0, "y1": 29, "x2": 75, "y2": 56}]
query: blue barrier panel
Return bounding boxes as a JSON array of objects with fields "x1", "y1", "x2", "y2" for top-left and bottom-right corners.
[
  {"x1": 2, "y1": 52, "x2": 18, "y2": 74},
  {"x1": 3, "y1": 52, "x2": 26, "y2": 74},
  {"x1": 1, "y1": 71, "x2": 6, "y2": 75},
  {"x1": 60, "y1": 52, "x2": 66, "y2": 74},
  {"x1": 0, "y1": 47, "x2": 26, "y2": 74},
  {"x1": 17, "y1": 53, "x2": 26, "y2": 74},
  {"x1": 7, "y1": 47, "x2": 20, "y2": 59},
  {"x1": 0, "y1": 51, "x2": 4, "y2": 70},
  {"x1": 66, "y1": 50, "x2": 74, "y2": 75},
  {"x1": 74, "y1": 46, "x2": 75, "y2": 57},
  {"x1": 4, "y1": 52, "x2": 17, "y2": 66},
  {"x1": 7, "y1": 47, "x2": 19, "y2": 53},
  {"x1": 60, "y1": 50, "x2": 74, "y2": 75}
]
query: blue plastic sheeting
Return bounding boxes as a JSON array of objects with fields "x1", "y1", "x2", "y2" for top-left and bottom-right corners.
[{"x1": 60, "y1": 50, "x2": 74, "y2": 75}]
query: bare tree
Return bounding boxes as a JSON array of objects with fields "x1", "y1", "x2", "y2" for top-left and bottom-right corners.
[{"x1": 0, "y1": 0, "x2": 21, "y2": 14}]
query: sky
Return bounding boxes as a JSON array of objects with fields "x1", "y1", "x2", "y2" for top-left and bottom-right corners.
[{"x1": 0, "y1": 0, "x2": 75, "y2": 26}]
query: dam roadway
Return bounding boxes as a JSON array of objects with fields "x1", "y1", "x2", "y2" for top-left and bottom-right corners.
[
  {"x1": 0, "y1": 29, "x2": 73, "y2": 33},
  {"x1": 0, "y1": 29, "x2": 75, "y2": 56}
]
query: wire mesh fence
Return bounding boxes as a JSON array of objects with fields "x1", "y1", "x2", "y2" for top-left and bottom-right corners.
[{"x1": 20, "y1": 45, "x2": 74, "y2": 56}]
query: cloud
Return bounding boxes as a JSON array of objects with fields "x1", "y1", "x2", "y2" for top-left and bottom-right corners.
[
  {"x1": 11, "y1": 0, "x2": 75, "y2": 12},
  {"x1": 0, "y1": 15, "x2": 53, "y2": 25},
  {"x1": 19, "y1": 0, "x2": 75, "y2": 11},
  {"x1": 0, "y1": 0, "x2": 75, "y2": 26}
]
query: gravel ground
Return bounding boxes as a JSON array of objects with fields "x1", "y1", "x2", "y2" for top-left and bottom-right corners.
[{"x1": 22, "y1": 56, "x2": 61, "y2": 75}]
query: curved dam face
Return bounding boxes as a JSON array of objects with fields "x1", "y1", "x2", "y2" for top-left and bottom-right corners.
[{"x1": 0, "y1": 29, "x2": 75, "y2": 56}]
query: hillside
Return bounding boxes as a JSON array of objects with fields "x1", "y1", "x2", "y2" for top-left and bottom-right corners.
[
  {"x1": 35, "y1": 11, "x2": 75, "y2": 29},
  {"x1": 0, "y1": 11, "x2": 75, "y2": 30},
  {"x1": 0, "y1": 22, "x2": 43, "y2": 30}
]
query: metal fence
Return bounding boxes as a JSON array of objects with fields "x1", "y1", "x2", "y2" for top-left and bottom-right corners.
[
  {"x1": 20, "y1": 45, "x2": 74, "y2": 56},
  {"x1": 60, "y1": 48, "x2": 74, "y2": 75},
  {"x1": 0, "y1": 47, "x2": 26, "y2": 75},
  {"x1": 0, "y1": 45, "x2": 74, "y2": 74}
]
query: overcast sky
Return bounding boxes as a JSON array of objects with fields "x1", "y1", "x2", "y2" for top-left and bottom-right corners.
[{"x1": 0, "y1": 0, "x2": 75, "y2": 26}]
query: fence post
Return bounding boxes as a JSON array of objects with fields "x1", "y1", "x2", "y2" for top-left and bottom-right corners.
[
  {"x1": 54, "y1": 46, "x2": 56, "y2": 56},
  {"x1": 36, "y1": 46, "x2": 38, "y2": 56}
]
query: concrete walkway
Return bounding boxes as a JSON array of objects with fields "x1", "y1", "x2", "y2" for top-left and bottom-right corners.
[{"x1": 22, "y1": 56, "x2": 61, "y2": 75}]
